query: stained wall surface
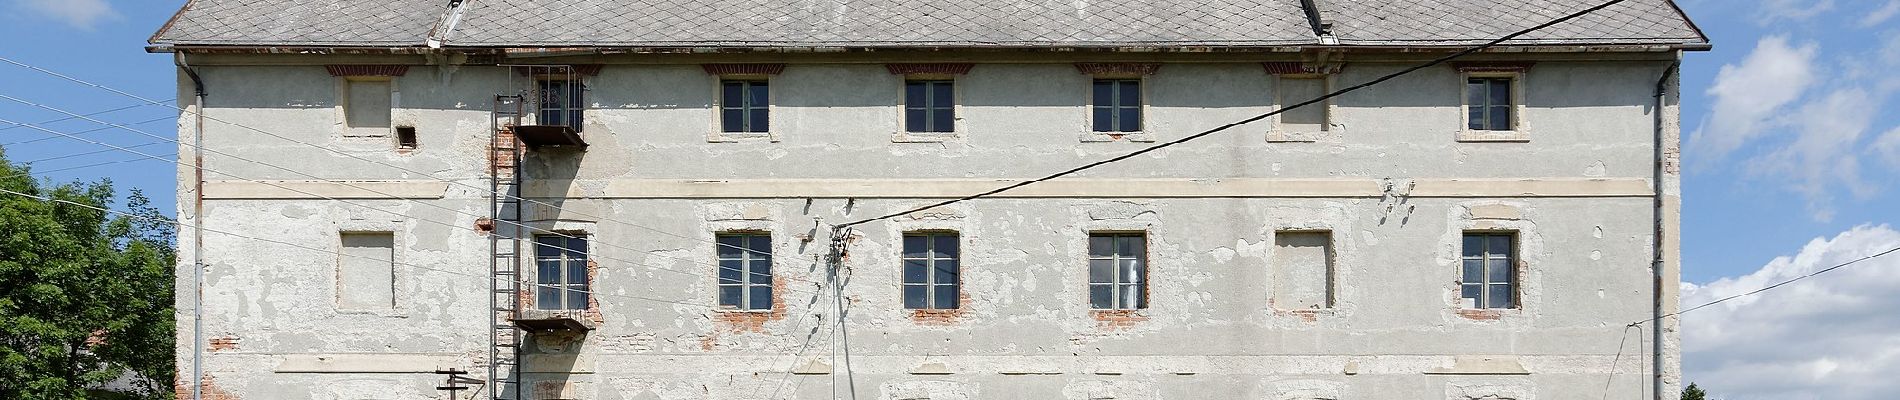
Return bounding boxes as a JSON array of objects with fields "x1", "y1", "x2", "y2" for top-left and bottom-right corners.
[{"x1": 173, "y1": 52, "x2": 1682, "y2": 400}]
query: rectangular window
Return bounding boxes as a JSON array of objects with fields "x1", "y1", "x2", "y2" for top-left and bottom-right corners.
[
  {"x1": 1460, "y1": 233, "x2": 1516, "y2": 309},
  {"x1": 1091, "y1": 79, "x2": 1142, "y2": 132},
  {"x1": 717, "y1": 233, "x2": 773, "y2": 311},
  {"x1": 720, "y1": 80, "x2": 769, "y2": 133},
  {"x1": 1277, "y1": 76, "x2": 1328, "y2": 132},
  {"x1": 344, "y1": 79, "x2": 391, "y2": 129},
  {"x1": 1088, "y1": 233, "x2": 1147, "y2": 310},
  {"x1": 905, "y1": 80, "x2": 955, "y2": 133},
  {"x1": 1466, "y1": 77, "x2": 1513, "y2": 131},
  {"x1": 338, "y1": 232, "x2": 395, "y2": 310},
  {"x1": 901, "y1": 232, "x2": 960, "y2": 309},
  {"x1": 533, "y1": 235, "x2": 590, "y2": 310},
  {"x1": 537, "y1": 79, "x2": 585, "y2": 130},
  {"x1": 1272, "y1": 231, "x2": 1334, "y2": 309}
]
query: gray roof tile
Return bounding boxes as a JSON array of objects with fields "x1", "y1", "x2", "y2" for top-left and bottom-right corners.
[{"x1": 150, "y1": 0, "x2": 1706, "y2": 48}]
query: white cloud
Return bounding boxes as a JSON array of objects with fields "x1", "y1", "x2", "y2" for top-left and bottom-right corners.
[
  {"x1": 1682, "y1": 225, "x2": 1900, "y2": 400},
  {"x1": 17, "y1": 0, "x2": 120, "y2": 30},
  {"x1": 1863, "y1": 1, "x2": 1900, "y2": 27},
  {"x1": 1745, "y1": 89, "x2": 1881, "y2": 221},
  {"x1": 1689, "y1": 36, "x2": 1819, "y2": 163},
  {"x1": 1874, "y1": 126, "x2": 1900, "y2": 168},
  {"x1": 1758, "y1": 0, "x2": 1836, "y2": 24}
]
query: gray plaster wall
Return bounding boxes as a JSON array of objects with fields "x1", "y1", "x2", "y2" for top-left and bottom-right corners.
[{"x1": 173, "y1": 53, "x2": 1680, "y2": 400}]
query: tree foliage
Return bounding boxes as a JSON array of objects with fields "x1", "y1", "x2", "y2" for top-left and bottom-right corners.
[
  {"x1": 1683, "y1": 382, "x2": 1707, "y2": 400},
  {"x1": 0, "y1": 152, "x2": 175, "y2": 399}
]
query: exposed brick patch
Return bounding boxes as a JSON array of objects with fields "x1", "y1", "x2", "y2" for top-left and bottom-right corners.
[
  {"x1": 207, "y1": 336, "x2": 240, "y2": 352},
  {"x1": 474, "y1": 217, "x2": 495, "y2": 234},
  {"x1": 1074, "y1": 62, "x2": 1162, "y2": 76},
  {"x1": 712, "y1": 276, "x2": 788, "y2": 333},
  {"x1": 325, "y1": 65, "x2": 408, "y2": 77},
  {"x1": 583, "y1": 259, "x2": 604, "y2": 324},
  {"x1": 1451, "y1": 61, "x2": 1536, "y2": 72},
  {"x1": 886, "y1": 63, "x2": 974, "y2": 75},
  {"x1": 175, "y1": 374, "x2": 238, "y2": 400},
  {"x1": 907, "y1": 292, "x2": 972, "y2": 326},
  {"x1": 1281, "y1": 309, "x2": 1323, "y2": 323},
  {"x1": 701, "y1": 63, "x2": 786, "y2": 75},
  {"x1": 1457, "y1": 309, "x2": 1504, "y2": 321},
  {"x1": 1090, "y1": 309, "x2": 1149, "y2": 330},
  {"x1": 1261, "y1": 61, "x2": 1343, "y2": 75}
]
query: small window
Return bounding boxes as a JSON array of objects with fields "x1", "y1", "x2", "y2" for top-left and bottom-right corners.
[
  {"x1": 720, "y1": 80, "x2": 769, "y2": 133},
  {"x1": 538, "y1": 79, "x2": 585, "y2": 130},
  {"x1": 395, "y1": 127, "x2": 418, "y2": 150},
  {"x1": 533, "y1": 235, "x2": 589, "y2": 310},
  {"x1": 1088, "y1": 232, "x2": 1146, "y2": 310},
  {"x1": 344, "y1": 78, "x2": 391, "y2": 129},
  {"x1": 901, "y1": 232, "x2": 960, "y2": 309},
  {"x1": 1466, "y1": 77, "x2": 1513, "y2": 131},
  {"x1": 1276, "y1": 76, "x2": 1328, "y2": 132},
  {"x1": 905, "y1": 80, "x2": 955, "y2": 133},
  {"x1": 717, "y1": 233, "x2": 773, "y2": 311},
  {"x1": 338, "y1": 232, "x2": 395, "y2": 310},
  {"x1": 1091, "y1": 79, "x2": 1141, "y2": 132},
  {"x1": 1460, "y1": 233, "x2": 1516, "y2": 309}
]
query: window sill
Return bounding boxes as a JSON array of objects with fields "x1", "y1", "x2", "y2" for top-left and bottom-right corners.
[
  {"x1": 891, "y1": 131, "x2": 961, "y2": 143},
  {"x1": 1265, "y1": 130, "x2": 1325, "y2": 143},
  {"x1": 1454, "y1": 308, "x2": 1521, "y2": 321},
  {"x1": 1079, "y1": 132, "x2": 1156, "y2": 143},
  {"x1": 1457, "y1": 130, "x2": 1530, "y2": 142},
  {"x1": 714, "y1": 308, "x2": 775, "y2": 313},
  {"x1": 707, "y1": 132, "x2": 778, "y2": 143}
]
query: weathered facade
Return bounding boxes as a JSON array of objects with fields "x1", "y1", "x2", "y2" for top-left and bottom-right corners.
[{"x1": 152, "y1": 0, "x2": 1706, "y2": 399}]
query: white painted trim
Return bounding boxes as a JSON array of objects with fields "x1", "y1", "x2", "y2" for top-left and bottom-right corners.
[
  {"x1": 273, "y1": 353, "x2": 461, "y2": 373},
  {"x1": 203, "y1": 180, "x2": 449, "y2": 199},
  {"x1": 204, "y1": 178, "x2": 1653, "y2": 199}
]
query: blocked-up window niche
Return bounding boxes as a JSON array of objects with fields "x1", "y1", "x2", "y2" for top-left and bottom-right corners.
[
  {"x1": 337, "y1": 232, "x2": 395, "y2": 310},
  {"x1": 1272, "y1": 231, "x2": 1334, "y2": 310}
]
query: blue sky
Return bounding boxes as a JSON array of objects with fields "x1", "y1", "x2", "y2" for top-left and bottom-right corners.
[{"x1": 1, "y1": 0, "x2": 1897, "y2": 398}]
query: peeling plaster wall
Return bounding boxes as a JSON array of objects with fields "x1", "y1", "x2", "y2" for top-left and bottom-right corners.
[{"x1": 174, "y1": 53, "x2": 1679, "y2": 399}]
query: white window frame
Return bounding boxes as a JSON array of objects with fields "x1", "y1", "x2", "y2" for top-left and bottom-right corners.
[
  {"x1": 900, "y1": 231, "x2": 961, "y2": 310},
  {"x1": 1459, "y1": 232, "x2": 1518, "y2": 310},
  {"x1": 716, "y1": 232, "x2": 775, "y2": 312},
  {"x1": 1457, "y1": 70, "x2": 1529, "y2": 142},
  {"x1": 893, "y1": 75, "x2": 963, "y2": 142},
  {"x1": 709, "y1": 76, "x2": 777, "y2": 142},
  {"x1": 1087, "y1": 232, "x2": 1148, "y2": 310},
  {"x1": 532, "y1": 233, "x2": 591, "y2": 311}
]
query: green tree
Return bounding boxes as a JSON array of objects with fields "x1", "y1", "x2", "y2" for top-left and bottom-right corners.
[
  {"x1": 0, "y1": 151, "x2": 175, "y2": 399},
  {"x1": 1683, "y1": 382, "x2": 1707, "y2": 400}
]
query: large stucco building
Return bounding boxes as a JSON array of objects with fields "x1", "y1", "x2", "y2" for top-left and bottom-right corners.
[{"x1": 152, "y1": 0, "x2": 1707, "y2": 399}]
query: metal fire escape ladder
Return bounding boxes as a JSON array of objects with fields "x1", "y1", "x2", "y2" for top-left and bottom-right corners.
[{"x1": 487, "y1": 94, "x2": 526, "y2": 400}]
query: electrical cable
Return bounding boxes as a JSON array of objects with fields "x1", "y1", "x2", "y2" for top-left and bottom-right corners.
[{"x1": 1632, "y1": 244, "x2": 1900, "y2": 326}]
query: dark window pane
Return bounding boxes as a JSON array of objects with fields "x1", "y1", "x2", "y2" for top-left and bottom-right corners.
[
  {"x1": 1118, "y1": 107, "x2": 1141, "y2": 132},
  {"x1": 932, "y1": 235, "x2": 958, "y2": 259},
  {"x1": 930, "y1": 108, "x2": 954, "y2": 132},
  {"x1": 1461, "y1": 284, "x2": 1483, "y2": 303},
  {"x1": 1490, "y1": 80, "x2": 1511, "y2": 106},
  {"x1": 748, "y1": 108, "x2": 769, "y2": 133},
  {"x1": 716, "y1": 236, "x2": 742, "y2": 257},
  {"x1": 905, "y1": 82, "x2": 925, "y2": 107},
  {"x1": 933, "y1": 259, "x2": 958, "y2": 284},
  {"x1": 1462, "y1": 259, "x2": 1483, "y2": 283},
  {"x1": 934, "y1": 284, "x2": 959, "y2": 309},
  {"x1": 1093, "y1": 80, "x2": 1113, "y2": 107},
  {"x1": 1119, "y1": 283, "x2": 1141, "y2": 309},
  {"x1": 1487, "y1": 284, "x2": 1514, "y2": 309},
  {"x1": 537, "y1": 284, "x2": 561, "y2": 310},
  {"x1": 1116, "y1": 235, "x2": 1142, "y2": 257},
  {"x1": 1118, "y1": 81, "x2": 1140, "y2": 107},
  {"x1": 1488, "y1": 235, "x2": 1512, "y2": 257},
  {"x1": 566, "y1": 238, "x2": 585, "y2": 256},
  {"x1": 903, "y1": 260, "x2": 928, "y2": 284},
  {"x1": 749, "y1": 286, "x2": 773, "y2": 310},
  {"x1": 749, "y1": 235, "x2": 772, "y2": 256},
  {"x1": 1468, "y1": 106, "x2": 1487, "y2": 130},
  {"x1": 535, "y1": 237, "x2": 563, "y2": 257},
  {"x1": 1089, "y1": 259, "x2": 1113, "y2": 283},
  {"x1": 748, "y1": 259, "x2": 772, "y2": 284},
  {"x1": 719, "y1": 286, "x2": 742, "y2": 307},
  {"x1": 931, "y1": 82, "x2": 954, "y2": 107},
  {"x1": 537, "y1": 260, "x2": 561, "y2": 285},
  {"x1": 568, "y1": 287, "x2": 589, "y2": 310},
  {"x1": 1487, "y1": 259, "x2": 1513, "y2": 282},
  {"x1": 718, "y1": 259, "x2": 742, "y2": 284},
  {"x1": 903, "y1": 236, "x2": 927, "y2": 258},
  {"x1": 566, "y1": 260, "x2": 587, "y2": 285},
  {"x1": 722, "y1": 82, "x2": 743, "y2": 106},
  {"x1": 1467, "y1": 79, "x2": 1488, "y2": 106},
  {"x1": 721, "y1": 109, "x2": 744, "y2": 132},
  {"x1": 1092, "y1": 107, "x2": 1113, "y2": 132},
  {"x1": 905, "y1": 108, "x2": 926, "y2": 132},
  {"x1": 1130, "y1": 283, "x2": 1147, "y2": 309},
  {"x1": 903, "y1": 285, "x2": 928, "y2": 309},
  {"x1": 1089, "y1": 285, "x2": 1113, "y2": 309},
  {"x1": 1490, "y1": 106, "x2": 1512, "y2": 130},
  {"x1": 748, "y1": 82, "x2": 769, "y2": 108},
  {"x1": 1462, "y1": 235, "x2": 1483, "y2": 258},
  {"x1": 1089, "y1": 235, "x2": 1112, "y2": 257}
]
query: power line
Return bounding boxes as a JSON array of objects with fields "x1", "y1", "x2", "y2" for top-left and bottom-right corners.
[
  {"x1": 1633, "y1": 244, "x2": 1900, "y2": 326},
  {"x1": 832, "y1": 0, "x2": 1642, "y2": 229},
  {"x1": 0, "y1": 102, "x2": 153, "y2": 134},
  {"x1": 0, "y1": 116, "x2": 174, "y2": 150},
  {"x1": 0, "y1": 186, "x2": 721, "y2": 309},
  {"x1": 0, "y1": 112, "x2": 823, "y2": 298},
  {"x1": 0, "y1": 55, "x2": 779, "y2": 262}
]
